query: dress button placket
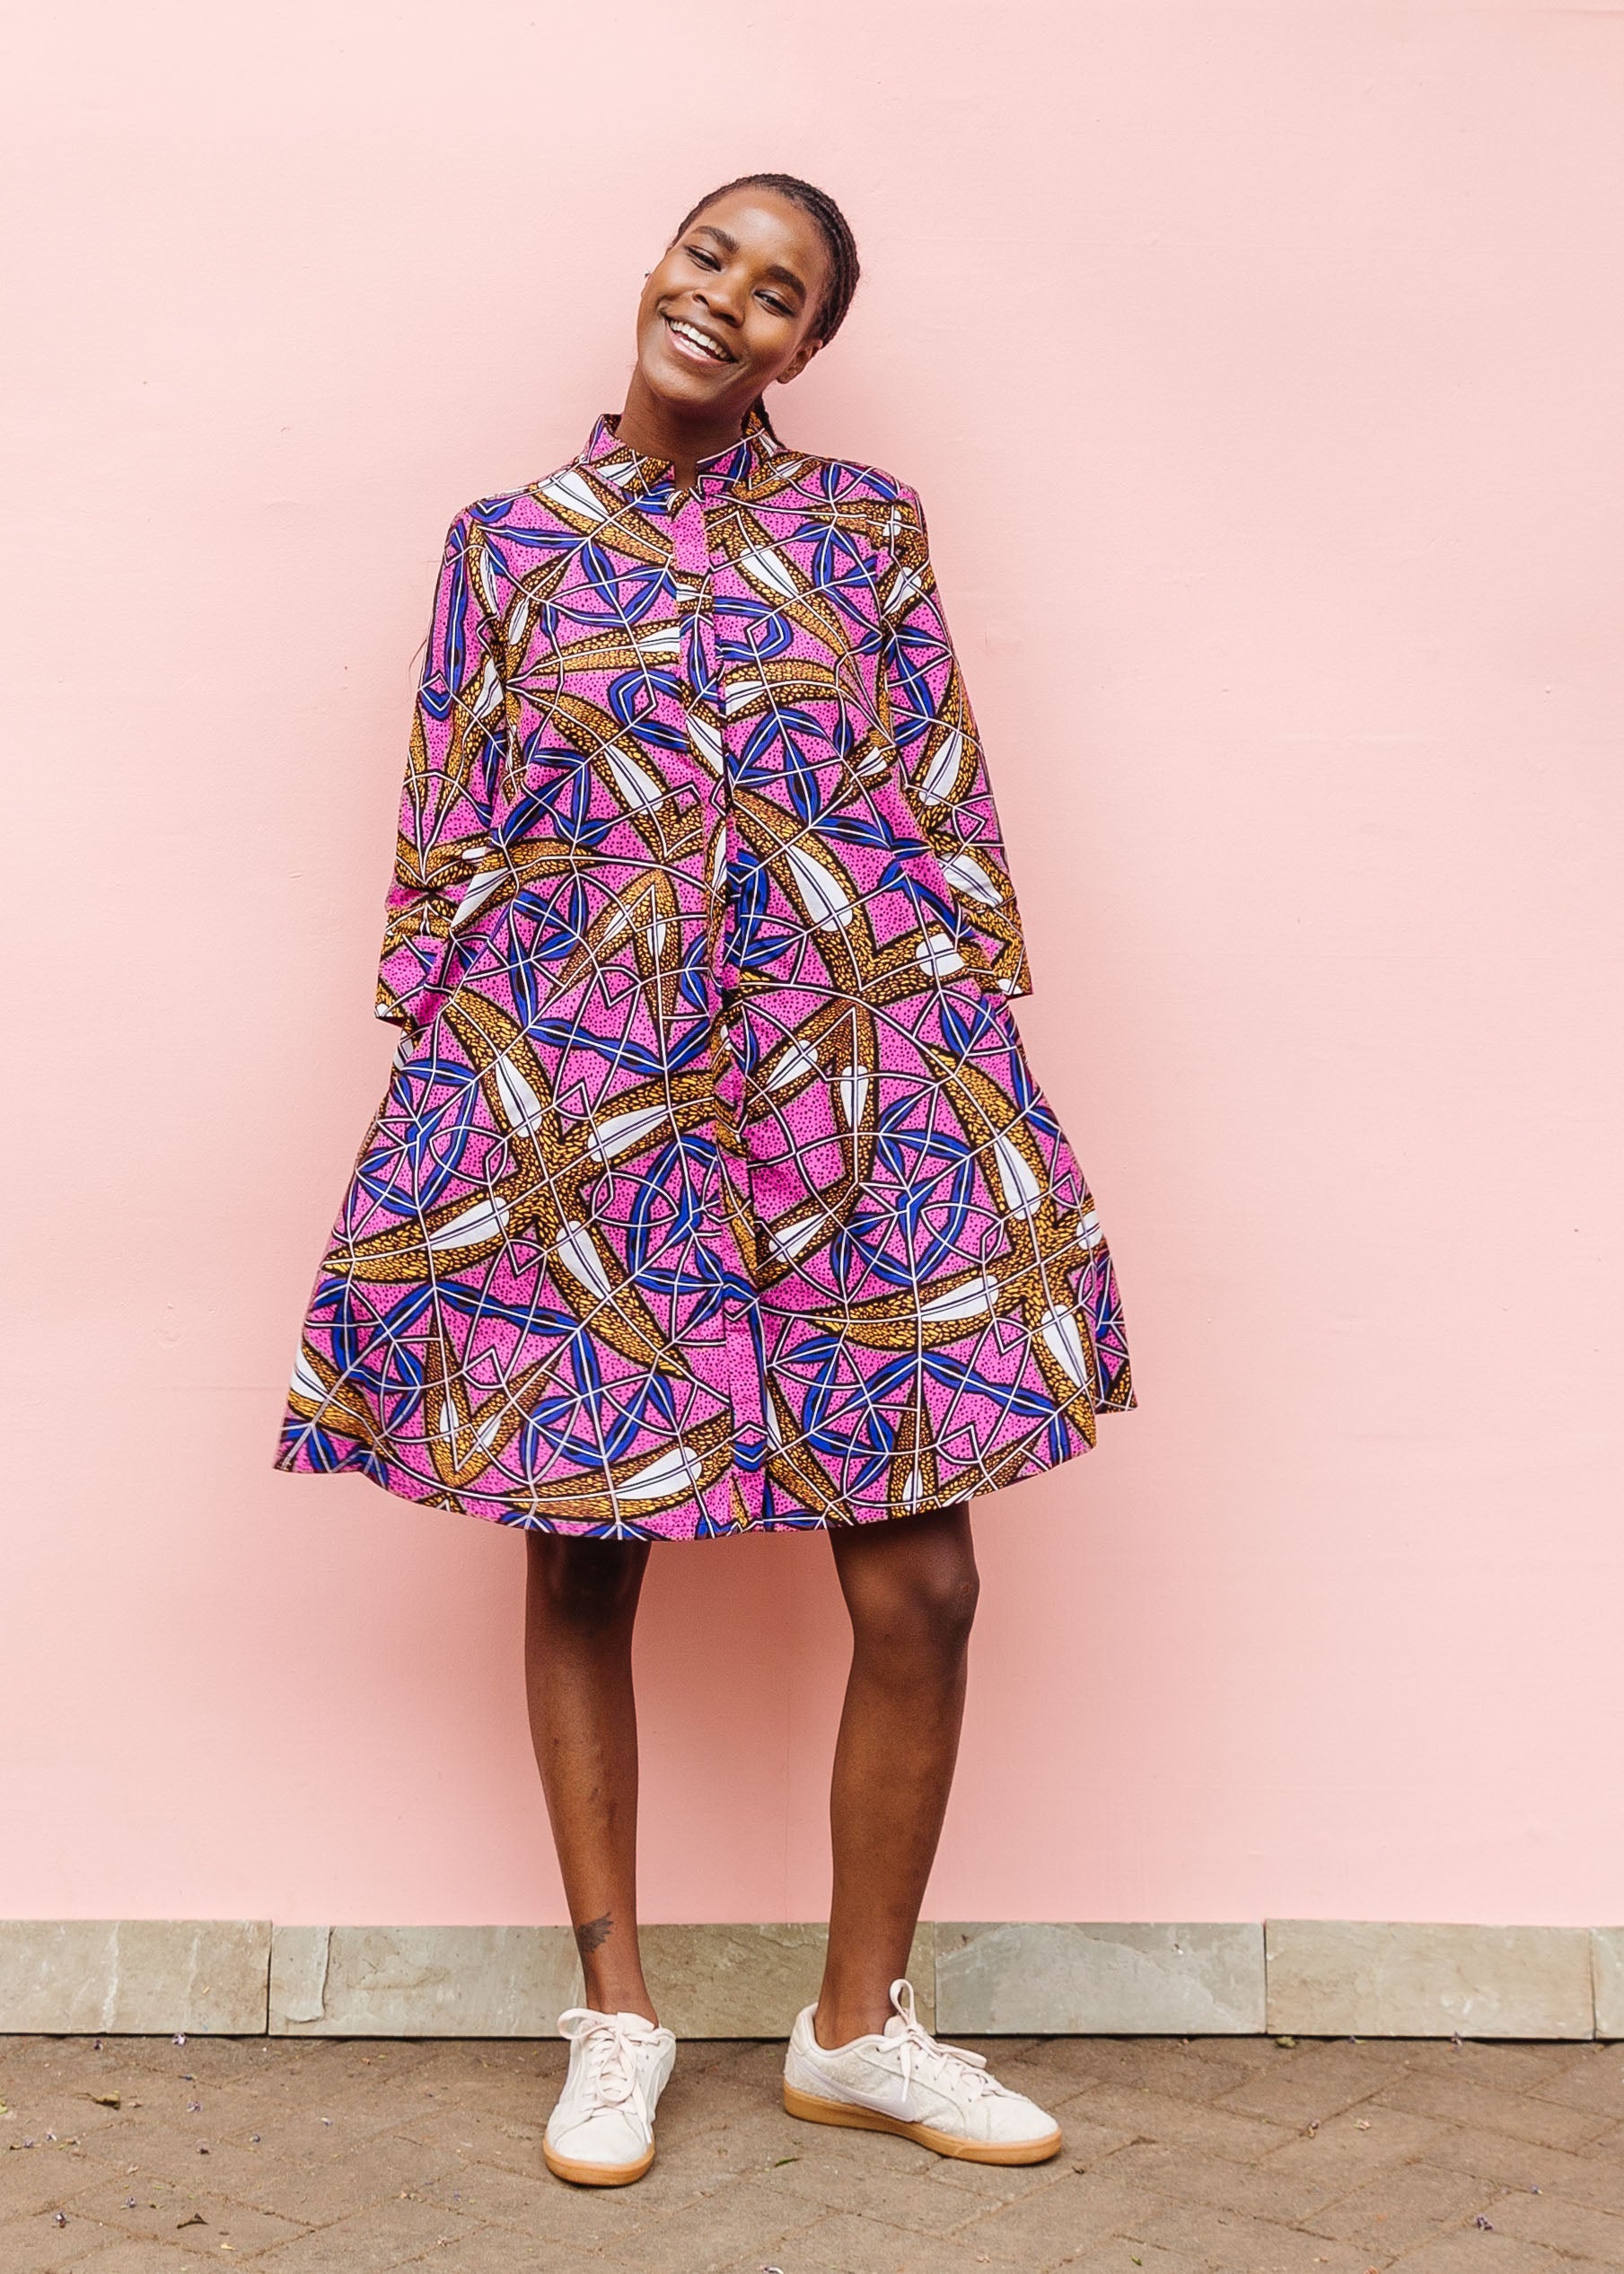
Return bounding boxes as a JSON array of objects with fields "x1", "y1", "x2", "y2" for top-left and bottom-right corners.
[{"x1": 671, "y1": 479, "x2": 763, "y2": 1523}]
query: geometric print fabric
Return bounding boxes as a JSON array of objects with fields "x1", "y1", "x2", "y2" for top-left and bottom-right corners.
[{"x1": 274, "y1": 401, "x2": 1133, "y2": 1538}]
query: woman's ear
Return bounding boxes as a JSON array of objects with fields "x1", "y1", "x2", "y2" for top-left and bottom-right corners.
[{"x1": 777, "y1": 337, "x2": 823, "y2": 386}]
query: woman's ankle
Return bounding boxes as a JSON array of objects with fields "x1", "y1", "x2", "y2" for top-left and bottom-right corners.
[
  {"x1": 811, "y1": 1990, "x2": 893, "y2": 2049},
  {"x1": 580, "y1": 1968, "x2": 658, "y2": 2025}
]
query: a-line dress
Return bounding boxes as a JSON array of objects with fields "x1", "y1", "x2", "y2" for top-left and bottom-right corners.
[{"x1": 274, "y1": 401, "x2": 1134, "y2": 1539}]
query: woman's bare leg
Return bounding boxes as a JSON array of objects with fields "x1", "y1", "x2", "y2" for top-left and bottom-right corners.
[
  {"x1": 815, "y1": 1500, "x2": 979, "y2": 2047},
  {"x1": 522, "y1": 1532, "x2": 657, "y2": 2024}
]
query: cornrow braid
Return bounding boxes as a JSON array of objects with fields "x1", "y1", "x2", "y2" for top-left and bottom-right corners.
[{"x1": 670, "y1": 172, "x2": 861, "y2": 434}]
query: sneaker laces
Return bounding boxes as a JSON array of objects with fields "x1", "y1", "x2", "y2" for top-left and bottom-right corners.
[
  {"x1": 883, "y1": 1978, "x2": 1013, "y2": 2103},
  {"x1": 557, "y1": 2006, "x2": 664, "y2": 2125}
]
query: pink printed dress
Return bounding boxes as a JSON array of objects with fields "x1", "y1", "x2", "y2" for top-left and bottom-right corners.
[{"x1": 275, "y1": 403, "x2": 1133, "y2": 1538}]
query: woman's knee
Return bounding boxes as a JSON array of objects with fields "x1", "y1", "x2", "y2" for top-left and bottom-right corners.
[
  {"x1": 846, "y1": 1528, "x2": 980, "y2": 1659},
  {"x1": 526, "y1": 1533, "x2": 646, "y2": 1632}
]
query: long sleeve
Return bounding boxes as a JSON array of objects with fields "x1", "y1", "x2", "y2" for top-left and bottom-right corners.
[
  {"x1": 882, "y1": 483, "x2": 1034, "y2": 998},
  {"x1": 374, "y1": 505, "x2": 506, "y2": 1035}
]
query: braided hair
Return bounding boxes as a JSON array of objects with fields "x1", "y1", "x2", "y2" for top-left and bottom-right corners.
[{"x1": 669, "y1": 173, "x2": 861, "y2": 434}]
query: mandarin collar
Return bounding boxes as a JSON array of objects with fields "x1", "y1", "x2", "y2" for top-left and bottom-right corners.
[{"x1": 577, "y1": 399, "x2": 780, "y2": 498}]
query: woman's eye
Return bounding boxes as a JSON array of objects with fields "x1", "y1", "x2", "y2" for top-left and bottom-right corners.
[
  {"x1": 760, "y1": 296, "x2": 792, "y2": 316},
  {"x1": 686, "y1": 245, "x2": 719, "y2": 268}
]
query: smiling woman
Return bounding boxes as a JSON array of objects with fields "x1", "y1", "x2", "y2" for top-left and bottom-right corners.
[
  {"x1": 275, "y1": 169, "x2": 1131, "y2": 2189},
  {"x1": 624, "y1": 173, "x2": 861, "y2": 484}
]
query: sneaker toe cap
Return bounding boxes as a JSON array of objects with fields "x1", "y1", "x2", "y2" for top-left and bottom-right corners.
[
  {"x1": 980, "y1": 2090, "x2": 1060, "y2": 2147},
  {"x1": 546, "y1": 2107, "x2": 649, "y2": 2168}
]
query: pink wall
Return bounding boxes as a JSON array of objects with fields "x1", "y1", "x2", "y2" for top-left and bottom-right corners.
[{"x1": 4, "y1": 2, "x2": 1621, "y2": 1931}]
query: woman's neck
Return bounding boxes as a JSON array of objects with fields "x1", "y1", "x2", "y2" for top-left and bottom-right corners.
[{"x1": 615, "y1": 373, "x2": 747, "y2": 490}]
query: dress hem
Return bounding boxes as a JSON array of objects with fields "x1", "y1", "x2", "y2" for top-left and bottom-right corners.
[{"x1": 271, "y1": 1398, "x2": 1133, "y2": 1543}]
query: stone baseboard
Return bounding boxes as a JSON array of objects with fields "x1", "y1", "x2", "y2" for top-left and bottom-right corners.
[
  {"x1": 1264, "y1": 1919, "x2": 1596, "y2": 2040},
  {"x1": 0, "y1": 1920, "x2": 271, "y2": 2036},
  {"x1": 936, "y1": 1921, "x2": 1265, "y2": 2034},
  {"x1": 265, "y1": 1921, "x2": 935, "y2": 2039},
  {"x1": 1, "y1": 1920, "x2": 1618, "y2": 2038}
]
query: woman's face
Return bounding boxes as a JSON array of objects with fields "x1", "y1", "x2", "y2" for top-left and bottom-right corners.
[{"x1": 633, "y1": 188, "x2": 833, "y2": 425}]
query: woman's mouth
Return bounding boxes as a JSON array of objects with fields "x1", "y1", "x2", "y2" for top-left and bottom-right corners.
[{"x1": 663, "y1": 312, "x2": 735, "y2": 365}]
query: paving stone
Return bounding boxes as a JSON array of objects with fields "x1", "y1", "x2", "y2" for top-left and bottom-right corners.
[
  {"x1": 751, "y1": 2140, "x2": 985, "y2": 2234},
  {"x1": 108, "y1": 2036, "x2": 307, "y2": 2091},
  {"x1": 1086, "y1": 2137, "x2": 1339, "y2": 2226},
  {"x1": 1418, "y1": 2124, "x2": 1624, "y2": 2212},
  {"x1": 418, "y1": 2155, "x2": 663, "y2": 2251},
  {"x1": 1479, "y1": 2182, "x2": 1624, "y2": 2261},
  {"x1": 1014, "y1": 2034, "x2": 1111, "y2": 2089},
  {"x1": 1181, "y1": 2034, "x2": 1301, "y2": 2076},
  {"x1": 236, "y1": 2191, "x2": 463, "y2": 2270},
  {"x1": 954, "y1": 2164, "x2": 1178, "y2": 2261},
  {"x1": 197, "y1": 2095, "x2": 408, "y2": 2162},
  {"x1": 1393, "y1": 2038, "x2": 1585, "y2": 2089},
  {"x1": 1522, "y1": 2044, "x2": 1624, "y2": 2120},
  {"x1": 375, "y1": 2210, "x2": 603, "y2": 2271},
  {"x1": 1036, "y1": 2112, "x2": 1145, "y2": 2172},
  {"x1": 72, "y1": 2070, "x2": 252, "y2": 2132},
  {"x1": 1126, "y1": 2191, "x2": 1386, "y2": 2270},
  {"x1": 1037, "y1": 2039, "x2": 1262, "y2": 2102},
  {"x1": 231, "y1": 2133, "x2": 459, "y2": 2225},
  {"x1": 646, "y1": 2048, "x2": 790, "y2": 2144},
  {"x1": 0, "y1": 2085, "x2": 137, "y2": 2157},
  {"x1": 370, "y1": 2038, "x2": 516, "y2": 2085},
  {"x1": 1212, "y1": 2038, "x2": 1405, "y2": 2127},
  {"x1": 1061, "y1": 2080, "x2": 1297, "y2": 2161},
  {"x1": 407, "y1": 2059, "x2": 564, "y2": 2127},
  {"x1": 1366, "y1": 2229, "x2": 1567, "y2": 2270},
  {"x1": 55, "y1": 2244, "x2": 206, "y2": 2273},
  {"x1": 0, "y1": 2142, "x2": 127, "y2": 2221},
  {"x1": 254, "y1": 2049, "x2": 443, "y2": 2113},
  {"x1": 387, "y1": 2098, "x2": 548, "y2": 2176},
  {"x1": 595, "y1": 2173, "x2": 824, "y2": 2271},
  {"x1": 424, "y1": 2103, "x2": 765, "y2": 2231},
  {"x1": 678, "y1": 2110, "x2": 811, "y2": 2180},
  {"x1": 1260, "y1": 2100, "x2": 1451, "y2": 2186},
  {"x1": 760, "y1": 2115, "x2": 936, "y2": 2183},
  {"x1": 1300, "y1": 2158, "x2": 1498, "y2": 2252},
  {"x1": 0, "y1": 2207, "x2": 134, "y2": 2272},
  {"x1": 307, "y1": 2044, "x2": 532, "y2": 2120},
  {"x1": 1373, "y1": 2068, "x2": 1617, "y2": 2150},
  {"x1": 1059, "y1": 2245, "x2": 1206, "y2": 2274},
  {"x1": 98, "y1": 2117, "x2": 301, "y2": 2209},
  {"x1": 882, "y1": 2130, "x2": 1093, "y2": 2205},
  {"x1": 59, "y1": 2169, "x2": 307, "y2": 2254},
  {"x1": 772, "y1": 2206, "x2": 1065, "y2": 2272},
  {"x1": 1, "y1": 2031, "x2": 1619, "y2": 2271},
  {"x1": 1023, "y1": 2035, "x2": 1251, "y2": 2105}
]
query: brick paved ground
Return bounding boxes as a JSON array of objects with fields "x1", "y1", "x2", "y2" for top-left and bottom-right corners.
[{"x1": 4, "y1": 2029, "x2": 1623, "y2": 2271}]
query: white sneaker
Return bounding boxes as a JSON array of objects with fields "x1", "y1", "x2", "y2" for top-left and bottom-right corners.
[
  {"x1": 783, "y1": 1977, "x2": 1061, "y2": 2165},
  {"x1": 543, "y1": 2006, "x2": 676, "y2": 2185}
]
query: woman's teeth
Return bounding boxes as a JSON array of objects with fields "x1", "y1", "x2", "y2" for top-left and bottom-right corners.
[{"x1": 668, "y1": 317, "x2": 730, "y2": 362}]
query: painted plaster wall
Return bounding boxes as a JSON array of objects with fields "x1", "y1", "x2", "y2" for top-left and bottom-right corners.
[{"x1": 3, "y1": 1, "x2": 1620, "y2": 1927}]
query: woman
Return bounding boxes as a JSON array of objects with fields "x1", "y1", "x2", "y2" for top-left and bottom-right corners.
[{"x1": 277, "y1": 171, "x2": 1133, "y2": 2186}]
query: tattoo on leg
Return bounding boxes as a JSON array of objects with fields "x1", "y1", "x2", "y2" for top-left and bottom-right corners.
[{"x1": 574, "y1": 1911, "x2": 612, "y2": 1957}]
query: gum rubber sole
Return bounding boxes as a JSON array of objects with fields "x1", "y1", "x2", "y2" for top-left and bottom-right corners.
[
  {"x1": 542, "y1": 2138, "x2": 655, "y2": 2186},
  {"x1": 783, "y1": 2082, "x2": 1062, "y2": 2164}
]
